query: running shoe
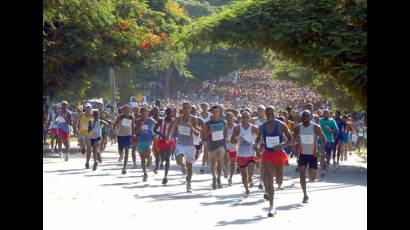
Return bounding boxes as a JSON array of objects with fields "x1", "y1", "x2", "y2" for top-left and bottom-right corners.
[
  {"x1": 212, "y1": 178, "x2": 217, "y2": 190},
  {"x1": 162, "y1": 177, "x2": 168, "y2": 185},
  {"x1": 264, "y1": 193, "x2": 269, "y2": 200},
  {"x1": 85, "y1": 162, "x2": 89, "y2": 169},
  {"x1": 187, "y1": 183, "x2": 192, "y2": 193},
  {"x1": 143, "y1": 174, "x2": 148, "y2": 182},
  {"x1": 303, "y1": 196, "x2": 309, "y2": 203},
  {"x1": 199, "y1": 167, "x2": 205, "y2": 174},
  {"x1": 64, "y1": 153, "x2": 69, "y2": 161},
  {"x1": 228, "y1": 178, "x2": 232, "y2": 186},
  {"x1": 277, "y1": 184, "x2": 283, "y2": 190},
  {"x1": 217, "y1": 177, "x2": 223, "y2": 189},
  {"x1": 267, "y1": 206, "x2": 276, "y2": 217},
  {"x1": 258, "y1": 183, "x2": 264, "y2": 190},
  {"x1": 153, "y1": 169, "x2": 158, "y2": 174},
  {"x1": 147, "y1": 156, "x2": 152, "y2": 168},
  {"x1": 122, "y1": 170, "x2": 127, "y2": 175},
  {"x1": 93, "y1": 162, "x2": 98, "y2": 171},
  {"x1": 243, "y1": 191, "x2": 250, "y2": 198}
]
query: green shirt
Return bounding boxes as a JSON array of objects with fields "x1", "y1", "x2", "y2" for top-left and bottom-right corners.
[{"x1": 320, "y1": 118, "x2": 339, "y2": 143}]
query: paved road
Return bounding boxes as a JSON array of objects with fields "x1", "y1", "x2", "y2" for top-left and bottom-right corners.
[{"x1": 43, "y1": 144, "x2": 367, "y2": 230}]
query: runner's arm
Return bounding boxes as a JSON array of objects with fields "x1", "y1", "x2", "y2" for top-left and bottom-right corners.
[
  {"x1": 276, "y1": 123, "x2": 293, "y2": 151},
  {"x1": 254, "y1": 126, "x2": 263, "y2": 152},
  {"x1": 190, "y1": 117, "x2": 200, "y2": 136},
  {"x1": 230, "y1": 126, "x2": 240, "y2": 144},
  {"x1": 314, "y1": 124, "x2": 327, "y2": 156},
  {"x1": 167, "y1": 117, "x2": 179, "y2": 141}
]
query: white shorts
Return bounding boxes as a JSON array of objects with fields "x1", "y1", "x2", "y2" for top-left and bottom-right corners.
[{"x1": 176, "y1": 144, "x2": 196, "y2": 164}]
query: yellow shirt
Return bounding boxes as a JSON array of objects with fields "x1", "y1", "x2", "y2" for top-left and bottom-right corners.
[{"x1": 78, "y1": 112, "x2": 93, "y2": 137}]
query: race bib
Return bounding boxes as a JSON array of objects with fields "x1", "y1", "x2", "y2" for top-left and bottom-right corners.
[
  {"x1": 364, "y1": 133, "x2": 367, "y2": 139},
  {"x1": 57, "y1": 116, "x2": 65, "y2": 123},
  {"x1": 227, "y1": 133, "x2": 232, "y2": 143},
  {"x1": 81, "y1": 123, "x2": 89, "y2": 130},
  {"x1": 301, "y1": 135, "x2": 314, "y2": 144},
  {"x1": 358, "y1": 133, "x2": 364, "y2": 137},
  {"x1": 212, "y1": 130, "x2": 224, "y2": 141},
  {"x1": 266, "y1": 136, "x2": 280, "y2": 148},
  {"x1": 121, "y1": 118, "x2": 132, "y2": 127},
  {"x1": 141, "y1": 124, "x2": 148, "y2": 130},
  {"x1": 179, "y1": 125, "x2": 191, "y2": 136}
]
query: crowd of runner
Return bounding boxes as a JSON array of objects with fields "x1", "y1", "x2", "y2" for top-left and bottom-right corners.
[{"x1": 43, "y1": 97, "x2": 367, "y2": 217}]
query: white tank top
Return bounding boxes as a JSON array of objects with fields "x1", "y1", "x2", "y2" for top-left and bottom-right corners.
[
  {"x1": 225, "y1": 124, "x2": 238, "y2": 152},
  {"x1": 238, "y1": 124, "x2": 256, "y2": 157},
  {"x1": 199, "y1": 112, "x2": 211, "y2": 123},
  {"x1": 255, "y1": 117, "x2": 266, "y2": 127}
]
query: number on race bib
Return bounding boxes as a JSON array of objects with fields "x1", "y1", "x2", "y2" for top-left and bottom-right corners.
[
  {"x1": 121, "y1": 119, "x2": 132, "y2": 127},
  {"x1": 212, "y1": 130, "x2": 224, "y2": 141},
  {"x1": 81, "y1": 123, "x2": 89, "y2": 130},
  {"x1": 179, "y1": 125, "x2": 191, "y2": 136},
  {"x1": 266, "y1": 136, "x2": 280, "y2": 148},
  {"x1": 301, "y1": 135, "x2": 314, "y2": 144}
]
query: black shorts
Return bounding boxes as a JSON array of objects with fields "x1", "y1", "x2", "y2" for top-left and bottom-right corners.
[{"x1": 298, "y1": 154, "x2": 318, "y2": 169}]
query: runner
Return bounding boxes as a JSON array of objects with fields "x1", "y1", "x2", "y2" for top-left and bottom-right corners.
[
  {"x1": 89, "y1": 110, "x2": 108, "y2": 171},
  {"x1": 47, "y1": 106, "x2": 59, "y2": 154},
  {"x1": 191, "y1": 105, "x2": 202, "y2": 166},
  {"x1": 168, "y1": 102, "x2": 201, "y2": 192},
  {"x1": 113, "y1": 105, "x2": 134, "y2": 169},
  {"x1": 129, "y1": 106, "x2": 140, "y2": 169},
  {"x1": 252, "y1": 105, "x2": 267, "y2": 190},
  {"x1": 203, "y1": 105, "x2": 227, "y2": 189},
  {"x1": 254, "y1": 106, "x2": 293, "y2": 217},
  {"x1": 97, "y1": 101, "x2": 111, "y2": 154},
  {"x1": 198, "y1": 102, "x2": 212, "y2": 174},
  {"x1": 153, "y1": 108, "x2": 176, "y2": 185},
  {"x1": 355, "y1": 117, "x2": 366, "y2": 153},
  {"x1": 224, "y1": 112, "x2": 238, "y2": 186},
  {"x1": 230, "y1": 111, "x2": 258, "y2": 198},
  {"x1": 77, "y1": 103, "x2": 93, "y2": 167},
  {"x1": 150, "y1": 106, "x2": 162, "y2": 173},
  {"x1": 56, "y1": 101, "x2": 73, "y2": 161},
  {"x1": 342, "y1": 115, "x2": 352, "y2": 161},
  {"x1": 293, "y1": 110, "x2": 327, "y2": 203},
  {"x1": 334, "y1": 111, "x2": 346, "y2": 169},
  {"x1": 319, "y1": 109, "x2": 339, "y2": 177},
  {"x1": 134, "y1": 107, "x2": 157, "y2": 181}
]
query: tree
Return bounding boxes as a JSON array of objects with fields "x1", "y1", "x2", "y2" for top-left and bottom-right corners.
[{"x1": 182, "y1": 0, "x2": 367, "y2": 108}]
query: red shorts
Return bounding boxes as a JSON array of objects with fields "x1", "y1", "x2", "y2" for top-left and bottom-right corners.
[
  {"x1": 237, "y1": 156, "x2": 258, "y2": 168},
  {"x1": 262, "y1": 150, "x2": 288, "y2": 166},
  {"x1": 50, "y1": 128, "x2": 58, "y2": 135},
  {"x1": 58, "y1": 129, "x2": 69, "y2": 142},
  {"x1": 157, "y1": 139, "x2": 176, "y2": 152},
  {"x1": 226, "y1": 150, "x2": 237, "y2": 159},
  {"x1": 131, "y1": 135, "x2": 138, "y2": 145}
]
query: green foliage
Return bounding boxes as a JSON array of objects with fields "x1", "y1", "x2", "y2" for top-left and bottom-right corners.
[
  {"x1": 183, "y1": 0, "x2": 367, "y2": 108},
  {"x1": 44, "y1": 0, "x2": 191, "y2": 100}
]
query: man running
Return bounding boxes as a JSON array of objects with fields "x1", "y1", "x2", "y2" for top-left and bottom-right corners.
[
  {"x1": 134, "y1": 107, "x2": 157, "y2": 181},
  {"x1": 198, "y1": 102, "x2": 212, "y2": 174},
  {"x1": 77, "y1": 103, "x2": 93, "y2": 167},
  {"x1": 203, "y1": 105, "x2": 227, "y2": 189},
  {"x1": 129, "y1": 106, "x2": 140, "y2": 169},
  {"x1": 89, "y1": 110, "x2": 108, "y2": 171},
  {"x1": 168, "y1": 102, "x2": 200, "y2": 192},
  {"x1": 47, "y1": 106, "x2": 59, "y2": 154},
  {"x1": 231, "y1": 111, "x2": 258, "y2": 198},
  {"x1": 150, "y1": 107, "x2": 161, "y2": 173},
  {"x1": 254, "y1": 106, "x2": 293, "y2": 217},
  {"x1": 294, "y1": 110, "x2": 327, "y2": 203},
  {"x1": 97, "y1": 101, "x2": 111, "y2": 154},
  {"x1": 57, "y1": 101, "x2": 73, "y2": 161},
  {"x1": 113, "y1": 105, "x2": 134, "y2": 169},
  {"x1": 334, "y1": 111, "x2": 346, "y2": 168},
  {"x1": 252, "y1": 105, "x2": 267, "y2": 190},
  {"x1": 319, "y1": 109, "x2": 338, "y2": 177},
  {"x1": 225, "y1": 112, "x2": 238, "y2": 186},
  {"x1": 153, "y1": 108, "x2": 176, "y2": 185}
]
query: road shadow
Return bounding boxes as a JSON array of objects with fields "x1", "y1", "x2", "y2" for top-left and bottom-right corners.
[
  {"x1": 134, "y1": 191, "x2": 212, "y2": 202},
  {"x1": 276, "y1": 203, "x2": 304, "y2": 211},
  {"x1": 84, "y1": 173, "x2": 112, "y2": 177},
  {"x1": 215, "y1": 215, "x2": 265, "y2": 226}
]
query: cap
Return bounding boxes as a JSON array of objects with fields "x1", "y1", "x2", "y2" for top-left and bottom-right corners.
[
  {"x1": 61, "y1": 101, "x2": 68, "y2": 106},
  {"x1": 85, "y1": 103, "x2": 92, "y2": 108},
  {"x1": 257, "y1": 104, "x2": 266, "y2": 110}
]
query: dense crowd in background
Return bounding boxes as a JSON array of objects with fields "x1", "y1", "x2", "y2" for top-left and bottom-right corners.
[{"x1": 166, "y1": 69, "x2": 329, "y2": 111}]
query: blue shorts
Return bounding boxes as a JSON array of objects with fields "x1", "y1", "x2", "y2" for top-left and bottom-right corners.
[
  {"x1": 137, "y1": 141, "x2": 152, "y2": 155},
  {"x1": 298, "y1": 154, "x2": 318, "y2": 169},
  {"x1": 117, "y1": 136, "x2": 131, "y2": 151},
  {"x1": 324, "y1": 142, "x2": 334, "y2": 156},
  {"x1": 343, "y1": 133, "x2": 350, "y2": 144},
  {"x1": 335, "y1": 133, "x2": 344, "y2": 144}
]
